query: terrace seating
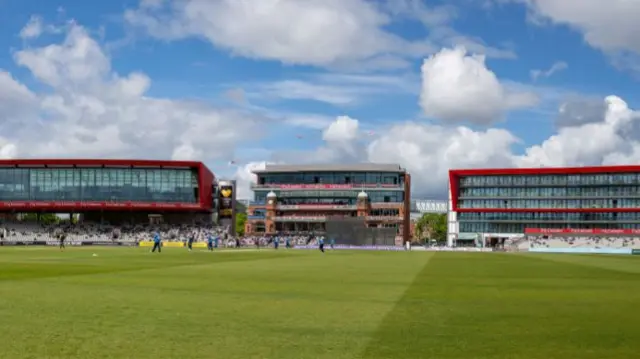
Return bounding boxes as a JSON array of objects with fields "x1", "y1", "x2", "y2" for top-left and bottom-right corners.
[
  {"x1": 0, "y1": 220, "x2": 329, "y2": 248},
  {"x1": 0, "y1": 221, "x2": 229, "y2": 244},
  {"x1": 527, "y1": 235, "x2": 640, "y2": 249}
]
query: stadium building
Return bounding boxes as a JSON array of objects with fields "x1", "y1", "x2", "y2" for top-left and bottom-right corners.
[
  {"x1": 448, "y1": 165, "x2": 640, "y2": 247},
  {"x1": 245, "y1": 164, "x2": 411, "y2": 244},
  {"x1": 410, "y1": 199, "x2": 448, "y2": 220},
  {"x1": 0, "y1": 159, "x2": 216, "y2": 224}
]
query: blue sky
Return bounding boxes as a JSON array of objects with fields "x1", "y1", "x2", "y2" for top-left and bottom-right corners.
[{"x1": 0, "y1": 0, "x2": 639, "y2": 199}]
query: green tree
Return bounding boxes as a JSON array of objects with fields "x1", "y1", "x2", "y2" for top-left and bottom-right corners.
[
  {"x1": 20, "y1": 213, "x2": 60, "y2": 225},
  {"x1": 414, "y1": 213, "x2": 447, "y2": 243},
  {"x1": 235, "y1": 212, "x2": 247, "y2": 237}
]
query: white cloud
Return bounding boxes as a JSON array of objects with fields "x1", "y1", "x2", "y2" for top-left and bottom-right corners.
[
  {"x1": 233, "y1": 161, "x2": 269, "y2": 200},
  {"x1": 427, "y1": 26, "x2": 517, "y2": 60},
  {"x1": 171, "y1": 143, "x2": 203, "y2": 161},
  {"x1": 1, "y1": 19, "x2": 261, "y2": 163},
  {"x1": 243, "y1": 72, "x2": 418, "y2": 107},
  {"x1": 125, "y1": 0, "x2": 432, "y2": 69},
  {"x1": 419, "y1": 47, "x2": 536, "y2": 124},
  {"x1": 125, "y1": 0, "x2": 518, "y2": 70},
  {"x1": 386, "y1": 0, "x2": 517, "y2": 59},
  {"x1": 20, "y1": 15, "x2": 43, "y2": 39},
  {"x1": 0, "y1": 71, "x2": 38, "y2": 120},
  {"x1": 519, "y1": 0, "x2": 640, "y2": 71},
  {"x1": 255, "y1": 80, "x2": 361, "y2": 106},
  {"x1": 253, "y1": 114, "x2": 519, "y2": 198},
  {"x1": 240, "y1": 94, "x2": 640, "y2": 200},
  {"x1": 517, "y1": 96, "x2": 640, "y2": 167},
  {"x1": 322, "y1": 116, "x2": 360, "y2": 142},
  {"x1": 384, "y1": 0, "x2": 457, "y2": 27},
  {"x1": 10, "y1": 10, "x2": 640, "y2": 204},
  {"x1": 367, "y1": 123, "x2": 518, "y2": 192},
  {"x1": 530, "y1": 61, "x2": 568, "y2": 81},
  {"x1": 283, "y1": 114, "x2": 334, "y2": 130},
  {"x1": 0, "y1": 138, "x2": 18, "y2": 159}
]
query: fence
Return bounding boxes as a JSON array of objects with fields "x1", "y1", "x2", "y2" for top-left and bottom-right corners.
[{"x1": 325, "y1": 217, "x2": 396, "y2": 246}]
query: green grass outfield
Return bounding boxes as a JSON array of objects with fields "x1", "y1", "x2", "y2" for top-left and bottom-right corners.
[{"x1": 0, "y1": 248, "x2": 639, "y2": 359}]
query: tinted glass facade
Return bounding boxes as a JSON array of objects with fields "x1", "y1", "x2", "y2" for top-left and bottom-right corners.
[
  {"x1": 454, "y1": 172, "x2": 640, "y2": 234},
  {"x1": 258, "y1": 172, "x2": 404, "y2": 186},
  {"x1": 459, "y1": 173, "x2": 638, "y2": 187},
  {"x1": 458, "y1": 212, "x2": 640, "y2": 233},
  {"x1": 458, "y1": 174, "x2": 640, "y2": 209},
  {"x1": 255, "y1": 171, "x2": 406, "y2": 204},
  {"x1": 0, "y1": 168, "x2": 198, "y2": 203}
]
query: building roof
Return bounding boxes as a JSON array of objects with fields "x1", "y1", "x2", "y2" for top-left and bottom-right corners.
[
  {"x1": 0, "y1": 159, "x2": 204, "y2": 168},
  {"x1": 253, "y1": 163, "x2": 405, "y2": 174},
  {"x1": 450, "y1": 165, "x2": 640, "y2": 176}
]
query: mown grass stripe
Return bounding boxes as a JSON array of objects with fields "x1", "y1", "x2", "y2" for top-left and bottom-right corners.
[{"x1": 361, "y1": 252, "x2": 640, "y2": 359}]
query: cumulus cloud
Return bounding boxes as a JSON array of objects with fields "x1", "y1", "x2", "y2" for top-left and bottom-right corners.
[
  {"x1": 233, "y1": 161, "x2": 269, "y2": 200},
  {"x1": 419, "y1": 47, "x2": 537, "y2": 124},
  {"x1": 125, "y1": 0, "x2": 432, "y2": 69},
  {"x1": 520, "y1": 0, "x2": 640, "y2": 71},
  {"x1": 517, "y1": 96, "x2": 640, "y2": 167},
  {"x1": 1, "y1": 19, "x2": 261, "y2": 162},
  {"x1": 322, "y1": 116, "x2": 360, "y2": 142},
  {"x1": 367, "y1": 123, "x2": 518, "y2": 191},
  {"x1": 239, "y1": 94, "x2": 640, "y2": 200}
]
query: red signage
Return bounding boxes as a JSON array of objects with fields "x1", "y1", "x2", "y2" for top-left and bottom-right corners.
[
  {"x1": 255, "y1": 184, "x2": 401, "y2": 189},
  {"x1": 274, "y1": 216, "x2": 326, "y2": 221},
  {"x1": 277, "y1": 204, "x2": 355, "y2": 210},
  {"x1": 0, "y1": 201, "x2": 203, "y2": 211},
  {"x1": 525, "y1": 228, "x2": 640, "y2": 235}
]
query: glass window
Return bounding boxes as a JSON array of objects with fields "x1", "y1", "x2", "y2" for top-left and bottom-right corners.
[{"x1": 0, "y1": 167, "x2": 199, "y2": 203}]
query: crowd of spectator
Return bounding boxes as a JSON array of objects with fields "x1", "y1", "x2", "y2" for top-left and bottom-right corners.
[
  {"x1": 525, "y1": 236, "x2": 640, "y2": 249},
  {"x1": 0, "y1": 221, "x2": 326, "y2": 248},
  {"x1": 0, "y1": 221, "x2": 227, "y2": 244},
  {"x1": 4, "y1": 220, "x2": 640, "y2": 251}
]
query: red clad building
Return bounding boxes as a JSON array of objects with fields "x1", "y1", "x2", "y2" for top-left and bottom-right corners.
[
  {"x1": 448, "y1": 165, "x2": 640, "y2": 246},
  {"x1": 0, "y1": 159, "x2": 215, "y2": 223}
]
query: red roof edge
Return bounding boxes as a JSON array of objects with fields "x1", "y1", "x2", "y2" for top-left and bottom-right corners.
[
  {"x1": 0, "y1": 159, "x2": 203, "y2": 167},
  {"x1": 450, "y1": 165, "x2": 640, "y2": 176}
]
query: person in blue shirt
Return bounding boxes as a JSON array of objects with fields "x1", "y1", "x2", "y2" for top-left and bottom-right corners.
[
  {"x1": 273, "y1": 236, "x2": 279, "y2": 250},
  {"x1": 151, "y1": 232, "x2": 162, "y2": 253},
  {"x1": 330, "y1": 238, "x2": 335, "y2": 250},
  {"x1": 207, "y1": 233, "x2": 214, "y2": 251},
  {"x1": 214, "y1": 235, "x2": 219, "y2": 249},
  {"x1": 318, "y1": 237, "x2": 325, "y2": 253},
  {"x1": 187, "y1": 232, "x2": 195, "y2": 251}
]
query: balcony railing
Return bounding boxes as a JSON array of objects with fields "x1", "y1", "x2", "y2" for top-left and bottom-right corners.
[
  {"x1": 370, "y1": 203, "x2": 403, "y2": 209},
  {"x1": 365, "y1": 216, "x2": 403, "y2": 221},
  {"x1": 274, "y1": 216, "x2": 326, "y2": 222}
]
